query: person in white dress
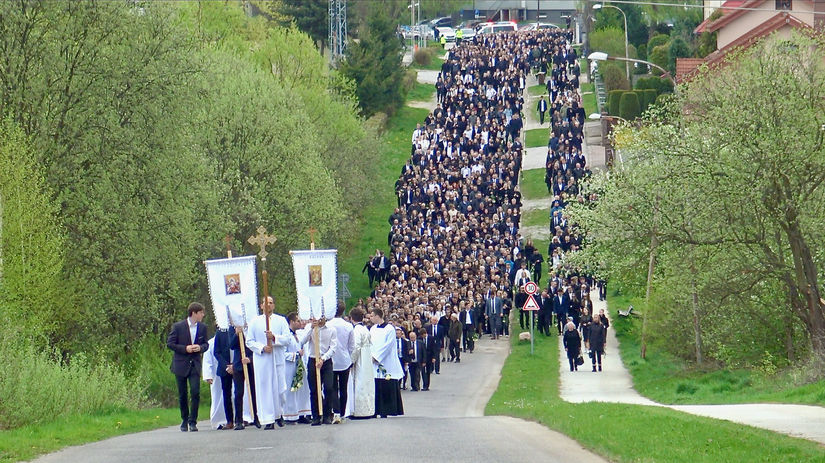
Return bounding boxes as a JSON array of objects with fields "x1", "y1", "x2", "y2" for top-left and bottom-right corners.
[
  {"x1": 283, "y1": 313, "x2": 311, "y2": 423},
  {"x1": 346, "y1": 307, "x2": 375, "y2": 418}
]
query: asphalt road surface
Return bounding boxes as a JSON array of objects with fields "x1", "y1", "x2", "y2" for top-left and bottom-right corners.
[{"x1": 36, "y1": 337, "x2": 605, "y2": 463}]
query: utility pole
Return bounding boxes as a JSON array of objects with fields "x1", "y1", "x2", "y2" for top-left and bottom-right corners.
[{"x1": 328, "y1": 0, "x2": 347, "y2": 63}]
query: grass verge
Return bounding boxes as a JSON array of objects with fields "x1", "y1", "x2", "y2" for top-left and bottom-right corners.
[
  {"x1": 609, "y1": 292, "x2": 825, "y2": 406},
  {"x1": 520, "y1": 168, "x2": 549, "y2": 200},
  {"x1": 406, "y1": 81, "x2": 435, "y2": 102},
  {"x1": 0, "y1": 407, "x2": 203, "y2": 462},
  {"x1": 521, "y1": 208, "x2": 549, "y2": 229},
  {"x1": 527, "y1": 84, "x2": 545, "y2": 97},
  {"x1": 524, "y1": 128, "x2": 548, "y2": 148},
  {"x1": 581, "y1": 82, "x2": 598, "y2": 117},
  {"x1": 485, "y1": 328, "x2": 825, "y2": 462}
]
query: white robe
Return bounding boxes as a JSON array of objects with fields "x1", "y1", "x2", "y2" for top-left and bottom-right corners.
[
  {"x1": 346, "y1": 323, "x2": 375, "y2": 417},
  {"x1": 370, "y1": 323, "x2": 403, "y2": 379},
  {"x1": 202, "y1": 337, "x2": 227, "y2": 430},
  {"x1": 283, "y1": 327, "x2": 311, "y2": 420},
  {"x1": 246, "y1": 313, "x2": 291, "y2": 425}
]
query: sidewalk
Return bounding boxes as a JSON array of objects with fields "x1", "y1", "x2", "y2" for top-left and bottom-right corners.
[{"x1": 558, "y1": 296, "x2": 825, "y2": 445}]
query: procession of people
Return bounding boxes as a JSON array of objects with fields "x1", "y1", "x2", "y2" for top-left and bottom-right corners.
[{"x1": 171, "y1": 22, "x2": 603, "y2": 434}]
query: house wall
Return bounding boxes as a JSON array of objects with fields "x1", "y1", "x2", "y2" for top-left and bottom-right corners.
[{"x1": 717, "y1": 0, "x2": 814, "y2": 49}]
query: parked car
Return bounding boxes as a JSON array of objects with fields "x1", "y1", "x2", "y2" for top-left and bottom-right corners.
[
  {"x1": 520, "y1": 22, "x2": 559, "y2": 31},
  {"x1": 436, "y1": 26, "x2": 456, "y2": 42},
  {"x1": 429, "y1": 16, "x2": 452, "y2": 28},
  {"x1": 476, "y1": 21, "x2": 518, "y2": 35}
]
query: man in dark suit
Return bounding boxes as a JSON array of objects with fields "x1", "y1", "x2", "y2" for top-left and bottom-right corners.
[
  {"x1": 537, "y1": 290, "x2": 551, "y2": 336},
  {"x1": 537, "y1": 95, "x2": 548, "y2": 125},
  {"x1": 407, "y1": 331, "x2": 423, "y2": 391},
  {"x1": 395, "y1": 327, "x2": 410, "y2": 390},
  {"x1": 459, "y1": 302, "x2": 475, "y2": 353},
  {"x1": 553, "y1": 288, "x2": 569, "y2": 335},
  {"x1": 167, "y1": 302, "x2": 209, "y2": 432},
  {"x1": 213, "y1": 327, "x2": 234, "y2": 429},
  {"x1": 230, "y1": 326, "x2": 261, "y2": 430},
  {"x1": 425, "y1": 316, "x2": 444, "y2": 374},
  {"x1": 420, "y1": 328, "x2": 438, "y2": 391}
]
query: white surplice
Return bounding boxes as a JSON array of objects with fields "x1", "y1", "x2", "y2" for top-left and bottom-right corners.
[
  {"x1": 370, "y1": 323, "x2": 403, "y2": 379},
  {"x1": 283, "y1": 326, "x2": 311, "y2": 420},
  {"x1": 246, "y1": 313, "x2": 291, "y2": 425},
  {"x1": 202, "y1": 337, "x2": 228, "y2": 429},
  {"x1": 346, "y1": 323, "x2": 375, "y2": 417}
]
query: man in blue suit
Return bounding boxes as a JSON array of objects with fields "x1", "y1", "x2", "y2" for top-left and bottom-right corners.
[{"x1": 553, "y1": 288, "x2": 569, "y2": 335}]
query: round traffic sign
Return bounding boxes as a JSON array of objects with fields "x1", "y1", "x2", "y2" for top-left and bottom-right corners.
[{"x1": 524, "y1": 281, "x2": 538, "y2": 294}]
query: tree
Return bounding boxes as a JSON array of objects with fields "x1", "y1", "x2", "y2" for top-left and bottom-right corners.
[
  {"x1": 668, "y1": 37, "x2": 691, "y2": 74},
  {"x1": 577, "y1": 32, "x2": 825, "y2": 366},
  {"x1": 648, "y1": 44, "x2": 670, "y2": 75},
  {"x1": 340, "y1": 9, "x2": 404, "y2": 117},
  {"x1": 277, "y1": 0, "x2": 328, "y2": 53}
]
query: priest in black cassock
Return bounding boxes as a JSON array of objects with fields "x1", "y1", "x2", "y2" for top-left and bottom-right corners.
[{"x1": 369, "y1": 308, "x2": 404, "y2": 418}]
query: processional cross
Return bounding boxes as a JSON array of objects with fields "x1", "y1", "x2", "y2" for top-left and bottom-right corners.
[{"x1": 248, "y1": 226, "x2": 278, "y2": 345}]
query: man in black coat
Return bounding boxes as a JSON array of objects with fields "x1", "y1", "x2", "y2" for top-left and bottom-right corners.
[
  {"x1": 167, "y1": 302, "x2": 209, "y2": 432},
  {"x1": 229, "y1": 326, "x2": 261, "y2": 430},
  {"x1": 420, "y1": 328, "x2": 438, "y2": 391},
  {"x1": 406, "y1": 331, "x2": 423, "y2": 391}
]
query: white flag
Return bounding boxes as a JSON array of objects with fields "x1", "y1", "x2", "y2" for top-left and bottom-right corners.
[
  {"x1": 290, "y1": 249, "x2": 338, "y2": 320},
  {"x1": 204, "y1": 255, "x2": 259, "y2": 329}
]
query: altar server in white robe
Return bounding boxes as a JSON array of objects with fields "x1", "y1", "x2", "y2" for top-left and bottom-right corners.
[
  {"x1": 346, "y1": 307, "x2": 375, "y2": 418},
  {"x1": 203, "y1": 336, "x2": 228, "y2": 430},
  {"x1": 246, "y1": 296, "x2": 291, "y2": 429},
  {"x1": 283, "y1": 312, "x2": 311, "y2": 423},
  {"x1": 369, "y1": 308, "x2": 404, "y2": 417}
]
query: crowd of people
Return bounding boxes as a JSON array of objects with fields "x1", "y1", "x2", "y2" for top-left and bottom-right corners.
[{"x1": 168, "y1": 24, "x2": 610, "y2": 436}]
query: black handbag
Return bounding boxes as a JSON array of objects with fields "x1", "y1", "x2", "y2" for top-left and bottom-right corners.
[{"x1": 575, "y1": 354, "x2": 584, "y2": 366}]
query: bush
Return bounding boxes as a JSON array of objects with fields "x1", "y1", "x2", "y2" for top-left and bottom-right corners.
[
  {"x1": 642, "y1": 89, "x2": 658, "y2": 113},
  {"x1": 602, "y1": 64, "x2": 629, "y2": 92},
  {"x1": 0, "y1": 334, "x2": 143, "y2": 429},
  {"x1": 635, "y1": 76, "x2": 674, "y2": 96},
  {"x1": 413, "y1": 47, "x2": 434, "y2": 66},
  {"x1": 402, "y1": 68, "x2": 418, "y2": 93},
  {"x1": 608, "y1": 90, "x2": 626, "y2": 116},
  {"x1": 647, "y1": 33, "x2": 669, "y2": 50},
  {"x1": 648, "y1": 44, "x2": 670, "y2": 74},
  {"x1": 619, "y1": 91, "x2": 641, "y2": 121}
]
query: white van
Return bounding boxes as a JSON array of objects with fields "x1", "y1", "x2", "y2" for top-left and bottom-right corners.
[{"x1": 476, "y1": 21, "x2": 518, "y2": 35}]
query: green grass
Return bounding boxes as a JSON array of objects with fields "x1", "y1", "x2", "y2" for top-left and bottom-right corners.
[
  {"x1": 485, "y1": 328, "x2": 825, "y2": 462},
  {"x1": 527, "y1": 84, "x2": 545, "y2": 97},
  {"x1": 406, "y1": 81, "x2": 435, "y2": 102},
  {"x1": 0, "y1": 407, "x2": 205, "y2": 462},
  {"x1": 520, "y1": 168, "x2": 550, "y2": 200},
  {"x1": 581, "y1": 82, "x2": 598, "y2": 117},
  {"x1": 521, "y1": 208, "x2": 550, "y2": 229},
  {"x1": 337, "y1": 105, "x2": 429, "y2": 304},
  {"x1": 609, "y1": 292, "x2": 825, "y2": 406},
  {"x1": 524, "y1": 128, "x2": 549, "y2": 148},
  {"x1": 410, "y1": 50, "x2": 444, "y2": 71}
]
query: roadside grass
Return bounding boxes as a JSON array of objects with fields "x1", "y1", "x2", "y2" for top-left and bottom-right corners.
[
  {"x1": 338, "y1": 106, "x2": 429, "y2": 304},
  {"x1": 521, "y1": 208, "x2": 550, "y2": 229},
  {"x1": 0, "y1": 407, "x2": 201, "y2": 462},
  {"x1": 485, "y1": 329, "x2": 825, "y2": 462},
  {"x1": 609, "y1": 292, "x2": 825, "y2": 406},
  {"x1": 406, "y1": 81, "x2": 435, "y2": 102},
  {"x1": 520, "y1": 168, "x2": 549, "y2": 200},
  {"x1": 581, "y1": 82, "x2": 598, "y2": 116},
  {"x1": 527, "y1": 84, "x2": 545, "y2": 97},
  {"x1": 524, "y1": 128, "x2": 548, "y2": 148},
  {"x1": 410, "y1": 50, "x2": 444, "y2": 71}
]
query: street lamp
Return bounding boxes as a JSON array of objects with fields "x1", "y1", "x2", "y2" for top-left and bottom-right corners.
[
  {"x1": 592, "y1": 3, "x2": 629, "y2": 82},
  {"x1": 588, "y1": 52, "x2": 678, "y2": 92}
]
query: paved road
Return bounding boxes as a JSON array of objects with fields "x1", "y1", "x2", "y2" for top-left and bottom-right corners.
[{"x1": 36, "y1": 337, "x2": 606, "y2": 463}]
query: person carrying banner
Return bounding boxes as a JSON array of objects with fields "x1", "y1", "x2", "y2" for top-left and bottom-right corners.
[{"x1": 246, "y1": 296, "x2": 291, "y2": 429}]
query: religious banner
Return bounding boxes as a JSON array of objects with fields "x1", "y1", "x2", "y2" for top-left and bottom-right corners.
[
  {"x1": 204, "y1": 255, "x2": 259, "y2": 329},
  {"x1": 290, "y1": 249, "x2": 338, "y2": 320}
]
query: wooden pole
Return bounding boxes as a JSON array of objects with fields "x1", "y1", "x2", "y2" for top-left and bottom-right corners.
[
  {"x1": 310, "y1": 236, "x2": 323, "y2": 418},
  {"x1": 225, "y1": 243, "x2": 255, "y2": 420}
]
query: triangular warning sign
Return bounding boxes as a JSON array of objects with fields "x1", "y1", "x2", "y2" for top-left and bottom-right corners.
[{"x1": 523, "y1": 294, "x2": 540, "y2": 311}]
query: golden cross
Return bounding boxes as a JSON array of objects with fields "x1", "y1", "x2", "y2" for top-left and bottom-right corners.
[
  {"x1": 224, "y1": 235, "x2": 233, "y2": 258},
  {"x1": 247, "y1": 226, "x2": 277, "y2": 261}
]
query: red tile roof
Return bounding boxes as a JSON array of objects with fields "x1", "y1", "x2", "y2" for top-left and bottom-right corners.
[
  {"x1": 706, "y1": 0, "x2": 767, "y2": 33},
  {"x1": 695, "y1": 0, "x2": 748, "y2": 34},
  {"x1": 675, "y1": 58, "x2": 706, "y2": 82}
]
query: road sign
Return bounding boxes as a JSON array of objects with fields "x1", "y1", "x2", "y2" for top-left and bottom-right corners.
[
  {"x1": 524, "y1": 281, "x2": 538, "y2": 295},
  {"x1": 523, "y1": 294, "x2": 540, "y2": 311}
]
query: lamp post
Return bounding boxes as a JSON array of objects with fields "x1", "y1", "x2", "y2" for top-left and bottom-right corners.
[
  {"x1": 592, "y1": 3, "x2": 629, "y2": 82},
  {"x1": 588, "y1": 52, "x2": 678, "y2": 93},
  {"x1": 408, "y1": 1, "x2": 419, "y2": 51}
]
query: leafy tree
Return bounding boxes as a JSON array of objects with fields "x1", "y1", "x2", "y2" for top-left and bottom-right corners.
[
  {"x1": 593, "y1": 2, "x2": 647, "y2": 47},
  {"x1": 668, "y1": 36, "x2": 691, "y2": 74},
  {"x1": 648, "y1": 44, "x2": 670, "y2": 75},
  {"x1": 340, "y1": 9, "x2": 404, "y2": 117},
  {"x1": 277, "y1": 0, "x2": 329, "y2": 52}
]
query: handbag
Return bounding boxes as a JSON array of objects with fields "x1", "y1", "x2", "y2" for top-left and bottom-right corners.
[{"x1": 575, "y1": 354, "x2": 584, "y2": 366}]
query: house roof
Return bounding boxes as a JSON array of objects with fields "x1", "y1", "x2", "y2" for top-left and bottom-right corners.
[
  {"x1": 694, "y1": 1, "x2": 748, "y2": 33},
  {"x1": 678, "y1": 12, "x2": 815, "y2": 81}
]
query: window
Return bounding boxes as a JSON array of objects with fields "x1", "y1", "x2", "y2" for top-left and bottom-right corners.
[{"x1": 776, "y1": 0, "x2": 792, "y2": 10}]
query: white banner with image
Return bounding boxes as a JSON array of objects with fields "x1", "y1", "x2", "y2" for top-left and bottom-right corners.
[
  {"x1": 204, "y1": 255, "x2": 259, "y2": 329},
  {"x1": 290, "y1": 249, "x2": 338, "y2": 320}
]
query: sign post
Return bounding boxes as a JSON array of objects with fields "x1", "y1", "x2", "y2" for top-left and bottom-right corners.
[{"x1": 523, "y1": 282, "x2": 539, "y2": 355}]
